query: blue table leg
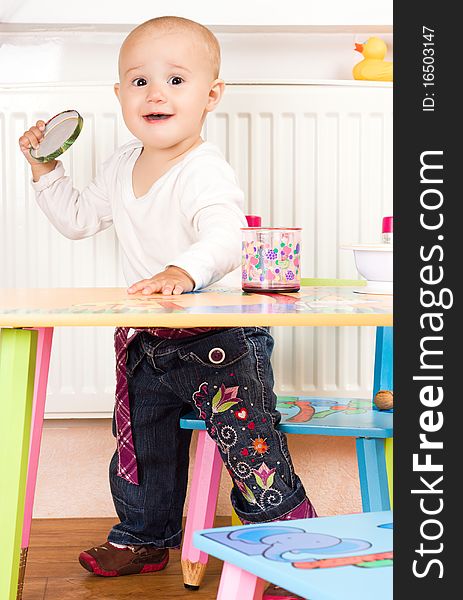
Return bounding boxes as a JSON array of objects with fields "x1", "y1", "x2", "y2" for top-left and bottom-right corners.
[
  {"x1": 356, "y1": 437, "x2": 390, "y2": 512},
  {"x1": 373, "y1": 326, "x2": 393, "y2": 398},
  {"x1": 372, "y1": 326, "x2": 393, "y2": 507}
]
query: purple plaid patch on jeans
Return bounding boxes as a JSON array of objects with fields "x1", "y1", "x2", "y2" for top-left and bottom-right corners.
[
  {"x1": 114, "y1": 327, "x2": 138, "y2": 484},
  {"x1": 114, "y1": 326, "x2": 217, "y2": 485}
]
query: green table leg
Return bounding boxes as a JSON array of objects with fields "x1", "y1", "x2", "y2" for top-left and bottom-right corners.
[{"x1": 0, "y1": 329, "x2": 37, "y2": 600}]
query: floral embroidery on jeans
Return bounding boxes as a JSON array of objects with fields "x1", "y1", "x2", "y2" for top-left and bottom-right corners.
[
  {"x1": 250, "y1": 436, "x2": 269, "y2": 455},
  {"x1": 252, "y1": 462, "x2": 276, "y2": 488},
  {"x1": 191, "y1": 381, "x2": 283, "y2": 510},
  {"x1": 192, "y1": 382, "x2": 243, "y2": 452},
  {"x1": 234, "y1": 462, "x2": 283, "y2": 508},
  {"x1": 212, "y1": 384, "x2": 242, "y2": 413},
  {"x1": 192, "y1": 382, "x2": 242, "y2": 421}
]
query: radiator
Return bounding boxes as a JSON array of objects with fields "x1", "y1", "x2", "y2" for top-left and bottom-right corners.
[{"x1": 0, "y1": 82, "x2": 392, "y2": 417}]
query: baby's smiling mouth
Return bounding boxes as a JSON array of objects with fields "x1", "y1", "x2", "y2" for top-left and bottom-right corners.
[{"x1": 143, "y1": 113, "x2": 173, "y2": 122}]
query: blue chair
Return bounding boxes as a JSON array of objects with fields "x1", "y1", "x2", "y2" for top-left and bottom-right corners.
[{"x1": 194, "y1": 510, "x2": 393, "y2": 600}]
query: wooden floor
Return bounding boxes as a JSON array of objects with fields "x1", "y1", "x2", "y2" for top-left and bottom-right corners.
[{"x1": 23, "y1": 516, "x2": 230, "y2": 600}]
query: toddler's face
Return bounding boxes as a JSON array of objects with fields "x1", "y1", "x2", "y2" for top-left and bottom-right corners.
[{"x1": 115, "y1": 30, "x2": 220, "y2": 150}]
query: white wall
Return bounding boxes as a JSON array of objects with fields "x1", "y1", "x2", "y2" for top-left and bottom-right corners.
[{"x1": 33, "y1": 420, "x2": 362, "y2": 519}]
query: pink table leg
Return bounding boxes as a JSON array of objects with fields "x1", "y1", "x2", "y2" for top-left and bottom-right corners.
[
  {"x1": 217, "y1": 563, "x2": 266, "y2": 600},
  {"x1": 181, "y1": 430, "x2": 223, "y2": 589},
  {"x1": 17, "y1": 327, "x2": 53, "y2": 600}
]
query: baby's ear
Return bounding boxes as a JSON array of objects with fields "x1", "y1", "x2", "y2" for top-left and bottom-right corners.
[
  {"x1": 114, "y1": 83, "x2": 121, "y2": 102},
  {"x1": 206, "y1": 79, "x2": 225, "y2": 112}
]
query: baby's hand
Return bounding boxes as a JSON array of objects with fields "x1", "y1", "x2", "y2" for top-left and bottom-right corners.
[
  {"x1": 127, "y1": 266, "x2": 195, "y2": 296},
  {"x1": 19, "y1": 120, "x2": 57, "y2": 180},
  {"x1": 18, "y1": 120, "x2": 46, "y2": 164}
]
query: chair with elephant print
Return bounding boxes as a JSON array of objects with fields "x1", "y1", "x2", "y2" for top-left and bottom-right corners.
[{"x1": 194, "y1": 510, "x2": 393, "y2": 600}]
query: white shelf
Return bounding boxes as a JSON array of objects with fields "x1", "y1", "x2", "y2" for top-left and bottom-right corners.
[{"x1": 0, "y1": 1, "x2": 392, "y2": 28}]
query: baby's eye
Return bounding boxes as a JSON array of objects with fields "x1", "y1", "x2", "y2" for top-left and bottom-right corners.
[
  {"x1": 132, "y1": 78, "x2": 147, "y2": 87},
  {"x1": 167, "y1": 76, "x2": 184, "y2": 86}
]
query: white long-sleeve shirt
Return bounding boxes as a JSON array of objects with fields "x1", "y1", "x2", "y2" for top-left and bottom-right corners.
[{"x1": 32, "y1": 139, "x2": 247, "y2": 289}]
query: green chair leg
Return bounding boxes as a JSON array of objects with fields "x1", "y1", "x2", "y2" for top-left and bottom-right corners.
[{"x1": 0, "y1": 329, "x2": 37, "y2": 600}]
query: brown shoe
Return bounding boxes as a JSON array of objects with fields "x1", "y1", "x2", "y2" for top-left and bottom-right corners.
[{"x1": 79, "y1": 542, "x2": 169, "y2": 576}]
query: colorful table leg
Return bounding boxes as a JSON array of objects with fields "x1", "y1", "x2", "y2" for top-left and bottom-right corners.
[
  {"x1": 373, "y1": 327, "x2": 393, "y2": 397},
  {"x1": 373, "y1": 326, "x2": 393, "y2": 506},
  {"x1": 181, "y1": 430, "x2": 223, "y2": 589},
  {"x1": 217, "y1": 563, "x2": 266, "y2": 600},
  {"x1": 0, "y1": 329, "x2": 37, "y2": 600},
  {"x1": 356, "y1": 437, "x2": 390, "y2": 512},
  {"x1": 17, "y1": 328, "x2": 54, "y2": 600}
]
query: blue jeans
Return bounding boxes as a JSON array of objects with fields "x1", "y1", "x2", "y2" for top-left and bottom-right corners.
[{"x1": 108, "y1": 327, "x2": 307, "y2": 547}]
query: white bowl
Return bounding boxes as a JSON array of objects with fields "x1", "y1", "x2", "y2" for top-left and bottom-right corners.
[{"x1": 342, "y1": 244, "x2": 393, "y2": 294}]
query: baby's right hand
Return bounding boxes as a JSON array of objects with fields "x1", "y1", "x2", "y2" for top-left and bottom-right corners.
[
  {"x1": 19, "y1": 120, "x2": 57, "y2": 180},
  {"x1": 19, "y1": 120, "x2": 46, "y2": 164}
]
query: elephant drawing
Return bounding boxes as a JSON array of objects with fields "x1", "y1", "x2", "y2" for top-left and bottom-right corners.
[
  {"x1": 205, "y1": 525, "x2": 372, "y2": 563},
  {"x1": 260, "y1": 531, "x2": 371, "y2": 562}
]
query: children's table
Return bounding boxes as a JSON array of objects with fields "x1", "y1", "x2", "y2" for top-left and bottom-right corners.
[
  {"x1": 0, "y1": 286, "x2": 392, "y2": 600},
  {"x1": 193, "y1": 510, "x2": 393, "y2": 600}
]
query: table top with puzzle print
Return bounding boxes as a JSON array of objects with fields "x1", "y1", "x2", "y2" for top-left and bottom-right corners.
[
  {"x1": 0, "y1": 286, "x2": 392, "y2": 327},
  {"x1": 194, "y1": 510, "x2": 393, "y2": 600}
]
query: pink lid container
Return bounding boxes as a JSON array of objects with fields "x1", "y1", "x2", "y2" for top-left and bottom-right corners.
[
  {"x1": 382, "y1": 216, "x2": 393, "y2": 233},
  {"x1": 245, "y1": 215, "x2": 262, "y2": 227},
  {"x1": 242, "y1": 227, "x2": 301, "y2": 293}
]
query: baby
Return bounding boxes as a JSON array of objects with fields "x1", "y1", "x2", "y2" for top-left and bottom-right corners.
[{"x1": 19, "y1": 16, "x2": 316, "y2": 596}]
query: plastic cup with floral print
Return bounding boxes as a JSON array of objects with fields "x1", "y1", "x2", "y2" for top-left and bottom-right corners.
[{"x1": 241, "y1": 227, "x2": 302, "y2": 293}]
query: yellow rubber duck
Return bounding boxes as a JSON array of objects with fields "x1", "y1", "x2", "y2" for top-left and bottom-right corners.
[{"x1": 353, "y1": 37, "x2": 393, "y2": 82}]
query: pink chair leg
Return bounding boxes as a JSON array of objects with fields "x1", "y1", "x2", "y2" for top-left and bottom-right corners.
[
  {"x1": 17, "y1": 327, "x2": 53, "y2": 600},
  {"x1": 181, "y1": 430, "x2": 223, "y2": 589},
  {"x1": 217, "y1": 563, "x2": 266, "y2": 600}
]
